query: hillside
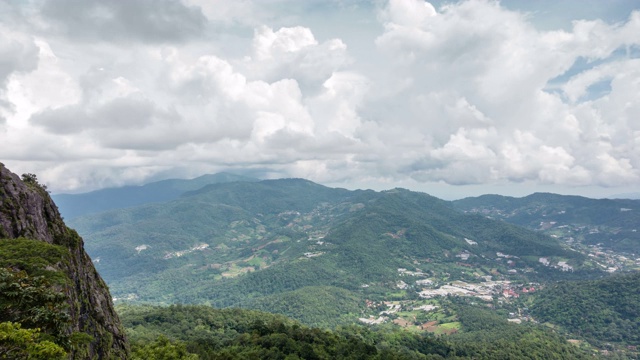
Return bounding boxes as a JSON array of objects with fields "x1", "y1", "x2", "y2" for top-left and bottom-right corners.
[
  {"x1": 0, "y1": 163, "x2": 129, "y2": 359},
  {"x1": 453, "y1": 193, "x2": 640, "y2": 255},
  {"x1": 52, "y1": 172, "x2": 257, "y2": 220},
  {"x1": 2, "y1": 165, "x2": 624, "y2": 358},
  {"x1": 119, "y1": 303, "x2": 590, "y2": 359},
  {"x1": 530, "y1": 271, "x2": 640, "y2": 347},
  {"x1": 67, "y1": 179, "x2": 595, "y2": 328}
]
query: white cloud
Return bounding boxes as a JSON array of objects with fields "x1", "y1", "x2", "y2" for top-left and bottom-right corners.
[
  {"x1": 368, "y1": 0, "x2": 640, "y2": 187},
  {"x1": 1, "y1": 0, "x2": 640, "y2": 194},
  {"x1": 380, "y1": 0, "x2": 437, "y2": 28},
  {"x1": 0, "y1": 28, "x2": 39, "y2": 124},
  {"x1": 242, "y1": 26, "x2": 352, "y2": 90},
  {"x1": 40, "y1": 0, "x2": 207, "y2": 43}
]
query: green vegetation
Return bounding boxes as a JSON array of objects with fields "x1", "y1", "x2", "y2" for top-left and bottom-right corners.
[
  {"x1": 21, "y1": 173, "x2": 48, "y2": 193},
  {"x1": 69, "y1": 180, "x2": 592, "y2": 323},
  {"x1": 451, "y1": 303, "x2": 589, "y2": 359},
  {"x1": 0, "y1": 238, "x2": 99, "y2": 358},
  {"x1": 6, "y1": 169, "x2": 631, "y2": 358},
  {"x1": 52, "y1": 172, "x2": 258, "y2": 220},
  {"x1": 245, "y1": 286, "x2": 363, "y2": 328},
  {"x1": 0, "y1": 238, "x2": 72, "y2": 349},
  {"x1": 131, "y1": 336, "x2": 198, "y2": 360},
  {"x1": 531, "y1": 271, "x2": 640, "y2": 347},
  {"x1": 0, "y1": 238, "x2": 70, "y2": 283},
  {"x1": 118, "y1": 303, "x2": 590, "y2": 359},
  {"x1": 453, "y1": 192, "x2": 640, "y2": 254},
  {"x1": 0, "y1": 322, "x2": 66, "y2": 360},
  {"x1": 0, "y1": 268, "x2": 70, "y2": 345}
]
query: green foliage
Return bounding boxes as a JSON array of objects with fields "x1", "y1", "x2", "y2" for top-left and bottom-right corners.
[
  {"x1": 0, "y1": 238, "x2": 70, "y2": 283},
  {"x1": 531, "y1": 272, "x2": 640, "y2": 346},
  {"x1": 21, "y1": 173, "x2": 48, "y2": 192},
  {"x1": 0, "y1": 239, "x2": 76, "y2": 351},
  {"x1": 132, "y1": 336, "x2": 199, "y2": 360},
  {"x1": 0, "y1": 322, "x2": 66, "y2": 360},
  {"x1": 119, "y1": 304, "x2": 591, "y2": 359},
  {"x1": 119, "y1": 304, "x2": 450, "y2": 359},
  {"x1": 0, "y1": 268, "x2": 70, "y2": 348},
  {"x1": 0, "y1": 237, "x2": 74, "y2": 349},
  {"x1": 448, "y1": 302, "x2": 590, "y2": 359},
  {"x1": 245, "y1": 286, "x2": 363, "y2": 328},
  {"x1": 57, "y1": 178, "x2": 602, "y2": 343}
]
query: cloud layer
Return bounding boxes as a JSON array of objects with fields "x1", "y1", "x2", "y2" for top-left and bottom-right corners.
[{"x1": 1, "y1": 0, "x2": 639, "y2": 194}]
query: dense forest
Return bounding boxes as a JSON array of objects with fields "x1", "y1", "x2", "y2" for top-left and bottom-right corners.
[
  {"x1": 531, "y1": 271, "x2": 640, "y2": 347},
  {"x1": 118, "y1": 303, "x2": 591, "y2": 359}
]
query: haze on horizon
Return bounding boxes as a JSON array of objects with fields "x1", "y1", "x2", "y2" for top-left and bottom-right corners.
[{"x1": 1, "y1": 0, "x2": 639, "y2": 200}]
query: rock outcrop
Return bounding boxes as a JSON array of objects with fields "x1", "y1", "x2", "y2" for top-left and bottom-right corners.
[{"x1": 0, "y1": 163, "x2": 129, "y2": 359}]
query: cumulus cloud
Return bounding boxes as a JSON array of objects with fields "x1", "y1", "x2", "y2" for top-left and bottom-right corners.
[
  {"x1": 242, "y1": 26, "x2": 352, "y2": 90},
  {"x1": 1, "y1": 0, "x2": 640, "y2": 194},
  {"x1": 368, "y1": 0, "x2": 640, "y2": 187},
  {"x1": 19, "y1": 21, "x2": 357, "y2": 180},
  {"x1": 0, "y1": 32, "x2": 38, "y2": 84},
  {"x1": 31, "y1": 95, "x2": 178, "y2": 134},
  {"x1": 0, "y1": 28, "x2": 39, "y2": 123},
  {"x1": 40, "y1": 0, "x2": 206, "y2": 43}
]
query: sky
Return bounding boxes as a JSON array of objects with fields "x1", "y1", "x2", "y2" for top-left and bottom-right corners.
[{"x1": 1, "y1": 0, "x2": 640, "y2": 200}]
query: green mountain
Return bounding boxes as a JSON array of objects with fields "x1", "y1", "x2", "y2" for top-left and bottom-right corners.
[
  {"x1": 453, "y1": 193, "x2": 640, "y2": 253},
  {"x1": 52, "y1": 172, "x2": 257, "y2": 220},
  {"x1": 68, "y1": 180, "x2": 594, "y2": 327},
  {"x1": 1, "y1": 166, "x2": 616, "y2": 359}
]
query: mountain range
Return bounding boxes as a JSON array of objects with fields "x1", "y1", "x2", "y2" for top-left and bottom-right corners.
[
  {"x1": 453, "y1": 193, "x2": 640, "y2": 253},
  {"x1": 4, "y1": 166, "x2": 639, "y2": 358},
  {"x1": 52, "y1": 173, "x2": 257, "y2": 220},
  {"x1": 64, "y1": 176, "x2": 605, "y2": 329}
]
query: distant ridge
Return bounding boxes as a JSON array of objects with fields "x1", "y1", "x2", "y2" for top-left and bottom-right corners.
[
  {"x1": 68, "y1": 178, "x2": 591, "y2": 315},
  {"x1": 453, "y1": 192, "x2": 640, "y2": 253},
  {"x1": 609, "y1": 192, "x2": 640, "y2": 200},
  {"x1": 52, "y1": 172, "x2": 258, "y2": 219}
]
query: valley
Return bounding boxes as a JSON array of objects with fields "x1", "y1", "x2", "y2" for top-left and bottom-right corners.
[
  {"x1": 71, "y1": 182, "x2": 593, "y2": 310},
  {"x1": 3, "y1": 165, "x2": 639, "y2": 358},
  {"x1": 59, "y1": 176, "x2": 640, "y2": 357}
]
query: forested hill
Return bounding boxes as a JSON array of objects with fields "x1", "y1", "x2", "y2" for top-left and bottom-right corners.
[
  {"x1": 52, "y1": 172, "x2": 257, "y2": 219},
  {"x1": 67, "y1": 178, "x2": 593, "y2": 328},
  {"x1": 453, "y1": 193, "x2": 640, "y2": 253},
  {"x1": 181, "y1": 178, "x2": 355, "y2": 214},
  {"x1": 531, "y1": 271, "x2": 640, "y2": 347},
  {"x1": 119, "y1": 303, "x2": 590, "y2": 359}
]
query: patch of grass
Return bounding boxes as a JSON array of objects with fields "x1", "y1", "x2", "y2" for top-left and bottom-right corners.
[{"x1": 439, "y1": 321, "x2": 461, "y2": 329}]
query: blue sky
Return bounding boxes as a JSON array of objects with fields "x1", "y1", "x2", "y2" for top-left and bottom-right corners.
[{"x1": 1, "y1": 0, "x2": 639, "y2": 199}]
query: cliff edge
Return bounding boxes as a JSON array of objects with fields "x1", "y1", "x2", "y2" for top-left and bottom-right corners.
[{"x1": 0, "y1": 163, "x2": 129, "y2": 359}]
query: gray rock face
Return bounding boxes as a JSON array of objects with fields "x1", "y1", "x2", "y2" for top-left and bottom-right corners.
[
  {"x1": 0, "y1": 163, "x2": 129, "y2": 359},
  {"x1": 0, "y1": 168, "x2": 65, "y2": 242}
]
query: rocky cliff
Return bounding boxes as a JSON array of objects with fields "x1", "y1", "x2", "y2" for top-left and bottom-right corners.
[{"x1": 0, "y1": 163, "x2": 129, "y2": 359}]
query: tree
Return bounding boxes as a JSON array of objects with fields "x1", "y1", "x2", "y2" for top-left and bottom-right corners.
[
  {"x1": 21, "y1": 173, "x2": 47, "y2": 191},
  {"x1": 131, "y1": 336, "x2": 199, "y2": 360},
  {"x1": 0, "y1": 322, "x2": 66, "y2": 360},
  {"x1": 0, "y1": 268, "x2": 70, "y2": 347}
]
